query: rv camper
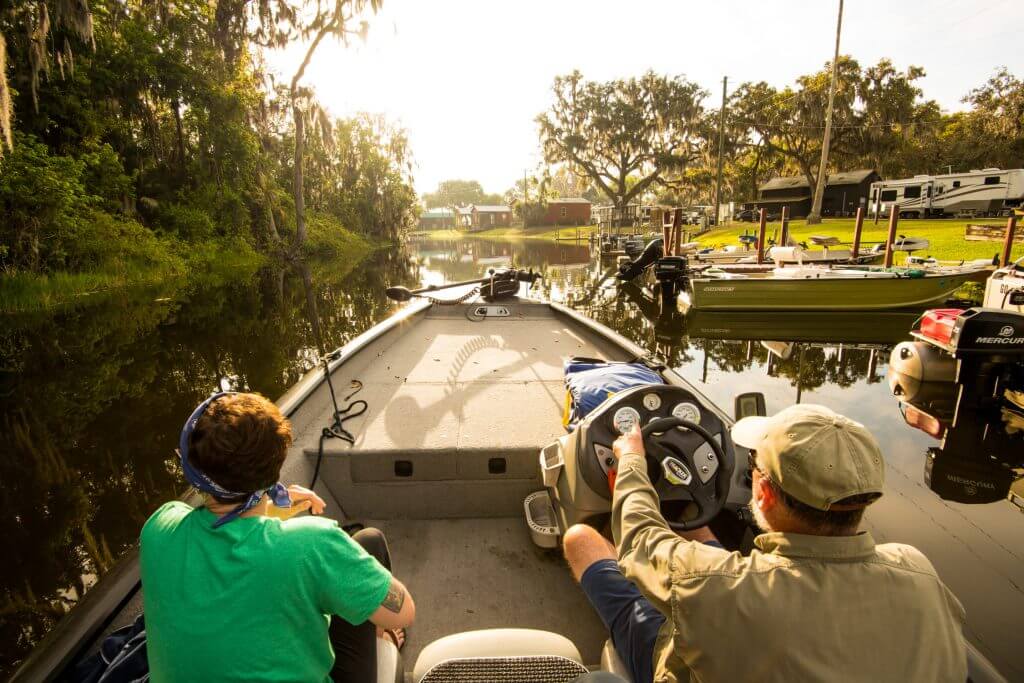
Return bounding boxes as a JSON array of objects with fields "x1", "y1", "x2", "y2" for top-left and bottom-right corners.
[{"x1": 869, "y1": 168, "x2": 1024, "y2": 219}]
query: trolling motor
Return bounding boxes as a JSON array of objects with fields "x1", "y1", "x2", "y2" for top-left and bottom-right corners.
[{"x1": 386, "y1": 268, "x2": 541, "y2": 304}]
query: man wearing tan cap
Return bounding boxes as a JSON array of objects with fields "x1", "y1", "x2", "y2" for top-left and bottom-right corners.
[{"x1": 563, "y1": 404, "x2": 967, "y2": 682}]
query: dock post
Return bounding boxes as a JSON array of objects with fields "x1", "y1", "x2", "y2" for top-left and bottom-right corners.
[
  {"x1": 883, "y1": 210, "x2": 899, "y2": 268},
  {"x1": 851, "y1": 207, "x2": 864, "y2": 259},
  {"x1": 656, "y1": 208, "x2": 669, "y2": 255},
  {"x1": 780, "y1": 206, "x2": 790, "y2": 246},
  {"x1": 1001, "y1": 215, "x2": 1018, "y2": 267},
  {"x1": 756, "y1": 208, "x2": 767, "y2": 264},
  {"x1": 672, "y1": 208, "x2": 683, "y2": 256}
]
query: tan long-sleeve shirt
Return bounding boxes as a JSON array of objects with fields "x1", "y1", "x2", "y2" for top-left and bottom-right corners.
[{"x1": 611, "y1": 450, "x2": 967, "y2": 683}]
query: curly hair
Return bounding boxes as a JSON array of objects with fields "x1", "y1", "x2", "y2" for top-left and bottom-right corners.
[{"x1": 189, "y1": 393, "x2": 292, "y2": 498}]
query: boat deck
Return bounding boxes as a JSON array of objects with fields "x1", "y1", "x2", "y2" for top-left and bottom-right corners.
[{"x1": 286, "y1": 300, "x2": 630, "y2": 668}]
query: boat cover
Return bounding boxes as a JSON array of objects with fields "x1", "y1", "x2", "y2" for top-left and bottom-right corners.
[{"x1": 562, "y1": 358, "x2": 663, "y2": 430}]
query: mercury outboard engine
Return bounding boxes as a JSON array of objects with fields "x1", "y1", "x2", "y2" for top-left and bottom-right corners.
[
  {"x1": 616, "y1": 238, "x2": 663, "y2": 281},
  {"x1": 888, "y1": 307, "x2": 1024, "y2": 506}
]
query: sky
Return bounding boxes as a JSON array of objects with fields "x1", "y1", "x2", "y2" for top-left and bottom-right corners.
[{"x1": 267, "y1": 0, "x2": 1024, "y2": 197}]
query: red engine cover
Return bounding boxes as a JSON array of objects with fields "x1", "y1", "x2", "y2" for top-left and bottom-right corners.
[{"x1": 918, "y1": 308, "x2": 963, "y2": 345}]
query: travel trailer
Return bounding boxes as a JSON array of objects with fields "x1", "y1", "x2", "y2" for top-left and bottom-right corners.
[{"x1": 868, "y1": 168, "x2": 1024, "y2": 218}]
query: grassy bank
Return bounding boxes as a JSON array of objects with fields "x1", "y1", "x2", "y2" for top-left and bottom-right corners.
[
  {"x1": 422, "y1": 224, "x2": 599, "y2": 241},
  {"x1": 695, "y1": 217, "x2": 1021, "y2": 262},
  {"x1": 1, "y1": 213, "x2": 374, "y2": 314}
]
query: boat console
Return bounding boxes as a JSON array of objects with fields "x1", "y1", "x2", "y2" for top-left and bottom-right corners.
[{"x1": 539, "y1": 382, "x2": 749, "y2": 534}]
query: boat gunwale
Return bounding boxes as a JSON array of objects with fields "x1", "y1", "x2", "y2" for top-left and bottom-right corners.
[{"x1": 11, "y1": 300, "x2": 433, "y2": 682}]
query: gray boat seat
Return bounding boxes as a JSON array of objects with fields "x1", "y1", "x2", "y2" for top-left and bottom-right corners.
[
  {"x1": 808, "y1": 235, "x2": 841, "y2": 247},
  {"x1": 412, "y1": 628, "x2": 588, "y2": 682},
  {"x1": 601, "y1": 640, "x2": 632, "y2": 682}
]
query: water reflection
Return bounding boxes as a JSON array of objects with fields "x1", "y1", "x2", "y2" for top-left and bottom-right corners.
[
  {"x1": 0, "y1": 248, "x2": 418, "y2": 675},
  {"x1": 2, "y1": 236, "x2": 1023, "y2": 679}
]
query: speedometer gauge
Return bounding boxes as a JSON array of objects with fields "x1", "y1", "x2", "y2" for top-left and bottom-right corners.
[
  {"x1": 642, "y1": 393, "x2": 662, "y2": 411},
  {"x1": 612, "y1": 407, "x2": 641, "y2": 434},
  {"x1": 671, "y1": 402, "x2": 701, "y2": 428}
]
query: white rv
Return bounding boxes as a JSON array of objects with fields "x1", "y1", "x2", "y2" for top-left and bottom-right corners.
[{"x1": 868, "y1": 168, "x2": 1024, "y2": 218}]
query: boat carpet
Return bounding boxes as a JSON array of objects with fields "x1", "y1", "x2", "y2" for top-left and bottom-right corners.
[
  {"x1": 299, "y1": 306, "x2": 628, "y2": 519},
  {"x1": 375, "y1": 516, "x2": 609, "y2": 671}
]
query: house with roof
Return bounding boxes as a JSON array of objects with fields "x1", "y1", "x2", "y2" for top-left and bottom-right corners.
[
  {"x1": 459, "y1": 205, "x2": 513, "y2": 231},
  {"x1": 542, "y1": 198, "x2": 591, "y2": 226},
  {"x1": 417, "y1": 207, "x2": 455, "y2": 230},
  {"x1": 754, "y1": 169, "x2": 881, "y2": 219}
]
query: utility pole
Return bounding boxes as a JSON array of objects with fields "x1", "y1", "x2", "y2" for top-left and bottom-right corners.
[
  {"x1": 807, "y1": 0, "x2": 844, "y2": 226},
  {"x1": 713, "y1": 76, "x2": 728, "y2": 227}
]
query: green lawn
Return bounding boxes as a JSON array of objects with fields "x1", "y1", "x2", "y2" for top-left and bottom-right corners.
[
  {"x1": 421, "y1": 225, "x2": 599, "y2": 241},
  {"x1": 695, "y1": 217, "x2": 1021, "y2": 262}
]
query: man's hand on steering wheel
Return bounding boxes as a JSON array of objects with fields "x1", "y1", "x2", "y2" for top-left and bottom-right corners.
[{"x1": 612, "y1": 424, "x2": 644, "y2": 464}]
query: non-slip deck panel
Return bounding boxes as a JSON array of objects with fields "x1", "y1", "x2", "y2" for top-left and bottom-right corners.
[
  {"x1": 380, "y1": 517, "x2": 609, "y2": 669},
  {"x1": 297, "y1": 302, "x2": 629, "y2": 520}
]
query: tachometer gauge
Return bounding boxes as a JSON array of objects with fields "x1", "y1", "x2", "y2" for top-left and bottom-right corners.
[
  {"x1": 642, "y1": 393, "x2": 662, "y2": 411},
  {"x1": 612, "y1": 407, "x2": 642, "y2": 434},
  {"x1": 671, "y1": 402, "x2": 701, "y2": 428}
]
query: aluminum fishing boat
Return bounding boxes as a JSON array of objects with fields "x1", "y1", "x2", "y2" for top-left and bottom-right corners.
[{"x1": 12, "y1": 268, "x2": 1004, "y2": 683}]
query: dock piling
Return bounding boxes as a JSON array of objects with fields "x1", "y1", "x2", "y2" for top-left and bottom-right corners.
[
  {"x1": 756, "y1": 208, "x2": 767, "y2": 264},
  {"x1": 672, "y1": 208, "x2": 683, "y2": 256},
  {"x1": 1001, "y1": 215, "x2": 1018, "y2": 267},
  {"x1": 851, "y1": 207, "x2": 864, "y2": 259},
  {"x1": 883, "y1": 210, "x2": 899, "y2": 268}
]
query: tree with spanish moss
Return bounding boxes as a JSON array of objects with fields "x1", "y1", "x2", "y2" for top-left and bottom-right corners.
[{"x1": 537, "y1": 70, "x2": 707, "y2": 211}]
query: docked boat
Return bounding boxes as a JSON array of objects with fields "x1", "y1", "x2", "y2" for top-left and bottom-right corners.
[
  {"x1": 684, "y1": 253, "x2": 990, "y2": 311},
  {"x1": 983, "y1": 256, "x2": 1024, "y2": 312},
  {"x1": 695, "y1": 235, "x2": 882, "y2": 266}
]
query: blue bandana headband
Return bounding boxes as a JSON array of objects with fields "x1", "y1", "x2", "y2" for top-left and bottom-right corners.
[{"x1": 178, "y1": 391, "x2": 292, "y2": 528}]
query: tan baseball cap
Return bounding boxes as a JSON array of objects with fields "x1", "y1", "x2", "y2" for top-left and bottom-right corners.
[{"x1": 731, "y1": 404, "x2": 885, "y2": 511}]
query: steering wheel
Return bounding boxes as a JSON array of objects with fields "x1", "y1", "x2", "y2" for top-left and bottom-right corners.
[{"x1": 640, "y1": 416, "x2": 733, "y2": 531}]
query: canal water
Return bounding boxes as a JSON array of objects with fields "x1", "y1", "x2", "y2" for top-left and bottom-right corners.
[{"x1": 2, "y1": 235, "x2": 1022, "y2": 679}]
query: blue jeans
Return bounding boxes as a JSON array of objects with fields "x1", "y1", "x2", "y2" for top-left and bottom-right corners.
[{"x1": 580, "y1": 543, "x2": 722, "y2": 683}]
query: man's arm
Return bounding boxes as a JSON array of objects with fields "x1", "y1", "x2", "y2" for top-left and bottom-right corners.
[
  {"x1": 611, "y1": 426, "x2": 722, "y2": 612},
  {"x1": 368, "y1": 577, "x2": 416, "y2": 630}
]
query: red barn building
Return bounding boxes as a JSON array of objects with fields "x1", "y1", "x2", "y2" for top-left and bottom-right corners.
[{"x1": 543, "y1": 198, "x2": 591, "y2": 226}]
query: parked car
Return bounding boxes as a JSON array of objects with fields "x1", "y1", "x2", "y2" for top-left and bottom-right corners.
[{"x1": 733, "y1": 208, "x2": 780, "y2": 222}]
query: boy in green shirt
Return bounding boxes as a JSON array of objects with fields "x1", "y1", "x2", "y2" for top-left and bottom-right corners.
[{"x1": 140, "y1": 392, "x2": 415, "y2": 682}]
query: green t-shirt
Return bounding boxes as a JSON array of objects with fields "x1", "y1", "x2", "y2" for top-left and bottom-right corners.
[{"x1": 140, "y1": 501, "x2": 391, "y2": 682}]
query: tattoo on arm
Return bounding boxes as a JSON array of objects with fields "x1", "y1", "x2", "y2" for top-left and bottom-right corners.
[{"x1": 381, "y1": 582, "x2": 405, "y2": 613}]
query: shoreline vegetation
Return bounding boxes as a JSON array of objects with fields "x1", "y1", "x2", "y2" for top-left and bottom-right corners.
[
  {"x1": 421, "y1": 225, "x2": 599, "y2": 241},
  {"x1": 0, "y1": 214, "x2": 377, "y2": 314}
]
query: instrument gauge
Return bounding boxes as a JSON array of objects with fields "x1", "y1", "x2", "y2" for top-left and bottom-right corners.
[
  {"x1": 612, "y1": 407, "x2": 642, "y2": 435},
  {"x1": 671, "y1": 402, "x2": 702, "y2": 429},
  {"x1": 642, "y1": 393, "x2": 662, "y2": 411}
]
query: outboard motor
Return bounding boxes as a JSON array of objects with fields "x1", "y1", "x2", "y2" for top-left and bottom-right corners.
[
  {"x1": 888, "y1": 306, "x2": 1024, "y2": 506},
  {"x1": 616, "y1": 238, "x2": 663, "y2": 281},
  {"x1": 654, "y1": 255, "x2": 691, "y2": 308}
]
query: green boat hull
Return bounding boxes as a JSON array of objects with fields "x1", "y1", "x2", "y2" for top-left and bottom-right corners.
[{"x1": 687, "y1": 271, "x2": 979, "y2": 311}]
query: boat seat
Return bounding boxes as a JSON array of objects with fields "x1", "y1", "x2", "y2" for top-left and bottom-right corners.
[
  {"x1": 808, "y1": 235, "x2": 841, "y2": 247},
  {"x1": 412, "y1": 628, "x2": 588, "y2": 683},
  {"x1": 377, "y1": 636, "x2": 403, "y2": 683},
  {"x1": 601, "y1": 640, "x2": 633, "y2": 682}
]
